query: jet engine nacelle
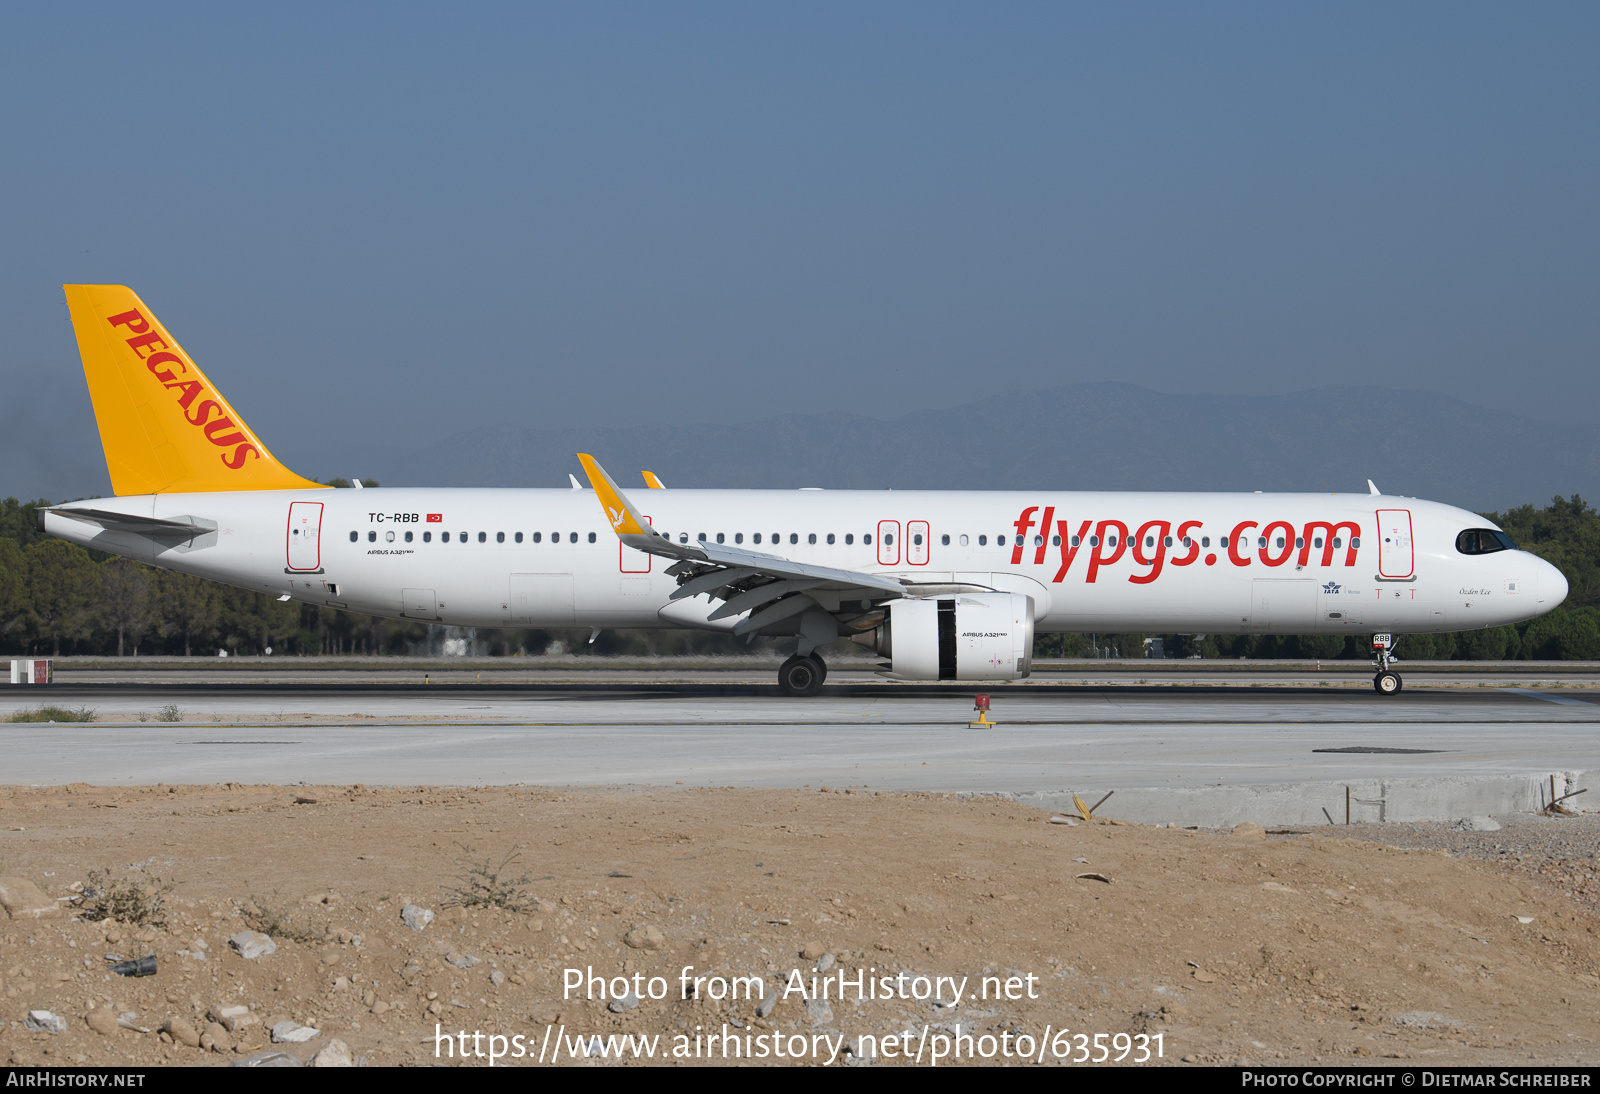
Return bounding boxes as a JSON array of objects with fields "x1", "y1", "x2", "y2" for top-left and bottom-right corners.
[{"x1": 850, "y1": 593, "x2": 1034, "y2": 681}]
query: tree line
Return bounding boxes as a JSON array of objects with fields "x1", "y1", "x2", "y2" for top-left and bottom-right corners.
[{"x1": 2, "y1": 493, "x2": 1597, "y2": 660}]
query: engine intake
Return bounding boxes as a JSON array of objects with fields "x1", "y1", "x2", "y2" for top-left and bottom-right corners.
[{"x1": 849, "y1": 593, "x2": 1034, "y2": 681}]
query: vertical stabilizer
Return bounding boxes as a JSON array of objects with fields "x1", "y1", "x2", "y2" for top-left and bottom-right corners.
[{"x1": 63, "y1": 285, "x2": 325, "y2": 496}]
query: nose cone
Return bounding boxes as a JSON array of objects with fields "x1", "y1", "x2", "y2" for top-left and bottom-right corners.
[{"x1": 1540, "y1": 559, "x2": 1569, "y2": 608}]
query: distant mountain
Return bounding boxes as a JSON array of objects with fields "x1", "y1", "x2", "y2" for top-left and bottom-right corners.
[{"x1": 271, "y1": 382, "x2": 1600, "y2": 513}]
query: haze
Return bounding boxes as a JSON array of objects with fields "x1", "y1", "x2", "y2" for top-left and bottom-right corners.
[{"x1": 2, "y1": 4, "x2": 1596, "y2": 502}]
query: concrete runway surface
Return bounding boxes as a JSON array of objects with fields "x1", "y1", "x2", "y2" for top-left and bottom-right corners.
[{"x1": 2, "y1": 677, "x2": 1595, "y2": 826}]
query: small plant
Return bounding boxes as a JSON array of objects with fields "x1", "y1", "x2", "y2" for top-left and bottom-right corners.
[
  {"x1": 443, "y1": 844, "x2": 546, "y2": 913},
  {"x1": 7, "y1": 705, "x2": 96, "y2": 723},
  {"x1": 72, "y1": 867, "x2": 174, "y2": 926},
  {"x1": 242, "y1": 893, "x2": 331, "y2": 944},
  {"x1": 155, "y1": 704, "x2": 183, "y2": 722}
]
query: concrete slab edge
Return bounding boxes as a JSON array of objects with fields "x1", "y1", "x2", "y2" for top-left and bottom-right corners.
[{"x1": 1007, "y1": 770, "x2": 1593, "y2": 828}]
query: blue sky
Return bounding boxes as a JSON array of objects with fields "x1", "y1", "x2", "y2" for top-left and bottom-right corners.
[{"x1": 2, "y1": 3, "x2": 1596, "y2": 497}]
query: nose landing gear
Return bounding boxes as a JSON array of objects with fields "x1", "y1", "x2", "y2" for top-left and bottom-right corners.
[{"x1": 1371, "y1": 633, "x2": 1402, "y2": 695}]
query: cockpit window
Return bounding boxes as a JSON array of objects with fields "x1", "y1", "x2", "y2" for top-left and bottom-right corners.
[{"x1": 1456, "y1": 528, "x2": 1518, "y2": 555}]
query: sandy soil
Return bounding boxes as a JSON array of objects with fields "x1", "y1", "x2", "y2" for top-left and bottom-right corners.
[{"x1": 1, "y1": 783, "x2": 1597, "y2": 1067}]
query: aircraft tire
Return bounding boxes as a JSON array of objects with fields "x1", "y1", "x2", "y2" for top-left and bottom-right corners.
[
  {"x1": 1373, "y1": 671, "x2": 1403, "y2": 696},
  {"x1": 810, "y1": 654, "x2": 827, "y2": 683},
  {"x1": 778, "y1": 655, "x2": 825, "y2": 697}
]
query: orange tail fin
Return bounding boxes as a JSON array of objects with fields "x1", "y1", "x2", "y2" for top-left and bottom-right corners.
[{"x1": 63, "y1": 285, "x2": 324, "y2": 496}]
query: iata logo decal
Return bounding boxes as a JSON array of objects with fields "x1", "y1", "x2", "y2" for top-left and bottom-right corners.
[
  {"x1": 1005, "y1": 506, "x2": 1364, "y2": 586},
  {"x1": 106, "y1": 309, "x2": 260, "y2": 470},
  {"x1": 1323, "y1": 581, "x2": 1342, "y2": 594}
]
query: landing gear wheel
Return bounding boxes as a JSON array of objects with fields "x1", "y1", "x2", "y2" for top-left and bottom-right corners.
[
  {"x1": 1374, "y1": 671, "x2": 1403, "y2": 695},
  {"x1": 778, "y1": 655, "x2": 825, "y2": 697},
  {"x1": 810, "y1": 654, "x2": 827, "y2": 683}
]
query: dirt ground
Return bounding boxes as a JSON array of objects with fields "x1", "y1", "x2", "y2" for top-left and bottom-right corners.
[{"x1": 1, "y1": 783, "x2": 1597, "y2": 1067}]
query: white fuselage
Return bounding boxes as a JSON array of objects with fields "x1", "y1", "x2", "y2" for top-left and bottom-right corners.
[{"x1": 46, "y1": 487, "x2": 1566, "y2": 637}]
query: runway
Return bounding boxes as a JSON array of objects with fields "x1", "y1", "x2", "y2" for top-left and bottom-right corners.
[{"x1": 2, "y1": 676, "x2": 1595, "y2": 825}]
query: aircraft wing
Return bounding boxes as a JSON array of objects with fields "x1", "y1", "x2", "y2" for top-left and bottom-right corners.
[{"x1": 577, "y1": 454, "x2": 905, "y2": 634}]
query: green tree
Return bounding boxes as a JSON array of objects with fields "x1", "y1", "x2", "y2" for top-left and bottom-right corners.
[
  {"x1": 100, "y1": 558, "x2": 155, "y2": 657},
  {"x1": 0, "y1": 537, "x2": 25, "y2": 645},
  {"x1": 157, "y1": 571, "x2": 220, "y2": 657},
  {"x1": 25, "y1": 540, "x2": 100, "y2": 655},
  {"x1": 1486, "y1": 496, "x2": 1600, "y2": 609},
  {"x1": 0, "y1": 498, "x2": 53, "y2": 549}
]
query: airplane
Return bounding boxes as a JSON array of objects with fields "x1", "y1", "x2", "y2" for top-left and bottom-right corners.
[{"x1": 41, "y1": 285, "x2": 1568, "y2": 697}]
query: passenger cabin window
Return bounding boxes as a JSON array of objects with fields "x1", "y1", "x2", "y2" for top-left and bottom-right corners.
[
  {"x1": 459, "y1": 531, "x2": 467, "y2": 542},
  {"x1": 423, "y1": 531, "x2": 432, "y2": 543},
  {"x1": 827, "y1": 533, "x2": 835, "y2": 544},
  {"x1": 587, "y1": 532, "x2": 596, "y2": 543},
  {"x1": 514, "y1": 532, "x2": 522, "y2": 543},
  {"x1": 846, "y1": 534, "x2": 854, "y2": 545},
  {"x1": 442, "y1": 532, "x2": 450, "y2": 542},
  {"x1": 1456, "y1": 528, "x2": 1517, "y2": 555},
  {"x1": 941, "y1": 534, "x2": 950, "y2": 546},
  {"x1": 349, "y1": 531, "x2": 357, "y2": 542},
  {"x1": 978, "y1": 535, "x2": 987, "y2": 546},
  {"x1": 479, "y1": 532, "x2": 487, "y2": 543},
  {"x1": 959, "y1": 535, "x2": 968, "y2": 546},
  {"x1": 716, "y1": 533, "x2": 725, "y2": 544},
  {"x1": 790, "y1": 533, "x2": 799, "y2": 544},
  {"x1": 405, "y1": 531, "x2": 413, "y2": 542},
  {"x1": 735, "y1": 533, "x2": 743, "y2": 544},
  {"x1": 808, "y1": 533, "x2": 817, "y2": 544},
  {"x1": 368, "y1": 531, "x2": 377, "y2": 542},
  {"x1": 496, "y1": 532, "x2": 505, "y2": 543},
  {"x1": 753, "y1": 534, "x2": 762, "y2": 544},
  {"x1": 863, "y1": 534, "x2": 871, "y2": 545}
]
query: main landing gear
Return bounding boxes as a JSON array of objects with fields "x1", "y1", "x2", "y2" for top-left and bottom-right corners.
[
  {"x1": 778, "y1": 654, "x2": 827, "y2": 697},
  {"x1": 1371, "y1": 633, "x2": 1402, "y2": 696}
]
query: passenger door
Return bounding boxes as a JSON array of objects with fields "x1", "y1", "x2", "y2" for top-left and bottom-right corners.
[
  {"x1": 286, "y1": 502, "x2": 323, "y2": 572},
  {"x1": 1376, "y1": 509, "x2": 1415, "y2": 579}
]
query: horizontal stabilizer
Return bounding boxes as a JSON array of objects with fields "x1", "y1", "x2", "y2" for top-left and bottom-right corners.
[{"x1": 45, "y1": 507, "x2": 212, "y2": 538}]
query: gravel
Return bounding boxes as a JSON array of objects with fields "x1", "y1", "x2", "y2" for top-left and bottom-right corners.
[{"x1": 1305, "y1": 811, "x2": 1600, "y2": 912}]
